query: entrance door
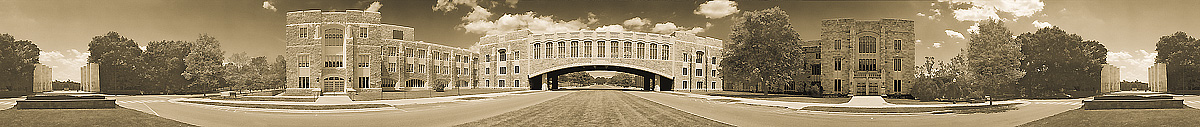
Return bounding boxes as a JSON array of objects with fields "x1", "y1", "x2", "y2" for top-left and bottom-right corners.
[
  {"x1": 323, "y1": 77, "x2": 345, "y2": 93},
  {"x1": 855, "y1": 83, "x2": 880, "y2": 96}
]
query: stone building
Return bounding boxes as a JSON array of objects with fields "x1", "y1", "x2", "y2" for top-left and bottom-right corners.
[
  {"x1": 33, "y1": 64, "x2": 52, "y2": 92},
  {"x1": 1149, "y1": 63, "x2": 1167, "y2": 92},
  {"x1": 80, "y1": 63, "x2": 100, "y2": 92},
  {"x1": 1101, "y1": 64, "x2": 1121, "y2": 92},
  {"x1": 813, "y1": 18, "x2": 916, "y2": 96},
  {"x1": 282, "y1": 10, "x2": 477, "y2": 98},
  {"x1": 475, "y1": 30, "x2": 723, "y2": 91}
]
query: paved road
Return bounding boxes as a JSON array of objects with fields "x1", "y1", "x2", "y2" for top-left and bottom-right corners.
[
  {"x1": 456, "y1": 90, "x2": 730, "y2": 127},
  {"x1": 630, "y1": 91, "x2": 1085, "y2": 127},
  {"x1": 117, "y1": 92, "x2": 569, "y2": 127}
]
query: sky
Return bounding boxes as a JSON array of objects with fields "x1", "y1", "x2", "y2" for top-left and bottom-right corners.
[{"x1": 2, "y1": 0, "x2": 1197, "y2": 82}]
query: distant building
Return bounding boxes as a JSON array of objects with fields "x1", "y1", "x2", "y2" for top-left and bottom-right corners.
[
  {"x1": 1149, "y1": 63, "x2": 1167, "y2": 92},
  {"x1": 811, "y1": 18, "x2": 916, "y2": 96},
  {"x1": 81, "y1": 63, "x2": 100, "y2": 92},
  {"x1": 33, "y1": 64, "x2": 52, "y2": 92},
  {"x1": 1101, "y1": 64, "x2": 1120, "y2": 92}
]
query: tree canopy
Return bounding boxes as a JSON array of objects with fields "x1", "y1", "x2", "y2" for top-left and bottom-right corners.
[
  {"x1": 965, "y1": 19, "x2": 1025, "y2": 97},
  {"x1": 0, "y1": 34, "x2": 41, "y2": 93},
  {"x1": 724, "y1": 7, "x2": 812, "y2": 95},
  {"x1": 1016, "y1": 27, "x2": 1107, "y2": 97}
]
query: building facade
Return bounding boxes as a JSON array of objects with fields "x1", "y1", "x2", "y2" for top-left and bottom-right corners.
[
  {"x1": 816, "y1": 18, "x2": 916, "y2": 96},
  {"x1": 1101, "y1": 64, "x2": 1121, "y2": 92},
  {"x1": 282, "y1": 10, "x2": 720, "y2": 98}
]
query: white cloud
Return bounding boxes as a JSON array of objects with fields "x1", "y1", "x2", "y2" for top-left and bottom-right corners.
[
  {"x1": 967, "y1": 22, "x2": 981, "y2": 34},
  {"x1": 681, "y1": 27, "x2": 705, "y2": 34},
  {"x1": 932, "y1": 42, "x2": 943, "y2": 48},
  {"x1": 1106, "y1": 50, "x2": 1158, "y2": 81},
  {"x1": 366, "y1": 2, "x2": 383, "y2": 12},
  {"x1": 594, "y1": 25, "x2": 626, "y2": 32},
  {"x1": 39, "y1": 50, "x2": 90, "y2": 81},
  {"x1": 945, "y1": 30, "x2": 965, "y2": 39},
  {"x1": 262, "y1": 1, "x2": 277, "y2": 12},
  {"x1": 940, "y1": 0, "x2": 1045, "y2": 21},
  {"x1": 139, "y1": 46, "x2": 146, "y2": 50},
  {"x1": 651, "y1": 22, "x2": 680, "y2": 34},
  {"x1": 587, "y1": 12, "x2": 598, "y2": 24},
  {"x1": 1032, "y1": 20, "x2": 1052, "y2": 28},
  {"x1": 622, "y1": 17, "x2": 651, "y2": 29},
  {"x1": 462, "y1": 6, "x2": 492, "y2": 21},
  {"x1": 433, "y1": 0, "x2": 518, "y2": 12},
  {"x1": 694, "y1": 0, "x2": 739, "y2": 19},
  {"x1": 461, "y1": 12, "x2": 588, "y2": 35}
]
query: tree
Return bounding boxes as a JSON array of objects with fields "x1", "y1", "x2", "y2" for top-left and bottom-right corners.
[
  {"x1": 0, "y1": 34, "x2": 40, "y2": 93},
  {"x1": 558, "y1": 72, "x2": 593, "y2": 86},
  {"x1": 144, "y1": 40, "x2": 191, "y2": 94},
  {"x1": 271, "y1": 55, "x2": 287, "y2": 89},
  {"x1": 52, "y1": 80, "x2": 81, "y2": 91},
  {"x1": 965, "y1": 19, "x2": 1024, "y2": 97},
  {"x1": 1016, "y1": 27, "x2": 1107, "y2": 98},
  {"x1": 725, "y1": 7, "x2": 810, "y2": 95},
  {"x1": 183, "y1": 34, "x2": 226, "y2": 94},
  {"x1": 912, "y1": 51, "x2": 974, "y2": 101},
  {"x1": 87, "y1": 32, "x2": 145, "y2": 93},
  {"x1": 1154, "y1": 32, "x2": 1200, "y2": 91}
]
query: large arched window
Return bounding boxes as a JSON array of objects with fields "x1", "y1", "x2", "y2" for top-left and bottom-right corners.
[
  {"x1": 859, "y1": 36, "x2": 877, "y2": 53},
  {"x1": 649, "y1": 44, "x2": 658, "y2": 59},
  {"x1": 324, "y1": 29, "x2": 343, "y2": 46},
  {"x1": 661, "y1": 45, "x2": 669, "y2": 60},
  {"x1": 533, "y1": 43, "x2": 541, "y2": 59},
  {"x1": 624, "y1": 42, "x2": 633, "y2": 58},
  {"x1": 557, "y1": 42, "x2": 565, "y2": 58},
  {"x1": 545, "y1": 42, "x2": 553, "y2": 58},
  {"x1": 571, "y1": 41, "x2": 579, "y2": 57},
  {"x1": 636, "y1": 42, "x2": 646, "y2": 59}
]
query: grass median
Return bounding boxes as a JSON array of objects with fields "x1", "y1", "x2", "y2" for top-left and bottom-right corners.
[
  {"x1": 1019, "y1": 109, "x2": 1200, "y2": 127},
  {"x1": 0, "y1": 108, "x2": 194, "y2": 127}
]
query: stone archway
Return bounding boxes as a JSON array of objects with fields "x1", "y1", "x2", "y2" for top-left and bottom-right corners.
[
  {"x1": 529, "y1": 65, "x2": 674, "y2": 91},
  {"x1": 322, "y1": 77, "x2": 346, "y2": 93}
]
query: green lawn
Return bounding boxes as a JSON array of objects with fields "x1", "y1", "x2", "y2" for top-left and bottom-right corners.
[
  {"x1": 1019, "y1": 109, "x2": 1200, "y2": 127},
  {"x1": 376, "y1": 88, "x2": 525, "y2": 100},
  {"x1": 0, "y1": 108, "x2": 194, "y2": 127},
  {"x1": 455, "y1": 90, "x2": 731, "y2": 127},
  {"x1": 681, "y1": 91, "x2": 851, "y2": 104}
]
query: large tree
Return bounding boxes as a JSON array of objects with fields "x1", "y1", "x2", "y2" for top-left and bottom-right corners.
[
  {"x1": 1016, "y1": 27, "x2": 1107, "y2": 98},
  {"x1": 965, "y1": 19, "x2": 1025, "y2": 97},
  {"x1": 87, "y1": 32, "x2": 145, "y2": 93},
  {"x1": 183, "y1": 34, "x2": 226, "y2": 93},
  {"x1": 724, "y1": 7, "x2": 810, "y2": 95},
  {"x1": 144, "y1": 40, "x2": 191, "y2": 94},
  {"x1": 1154, "y1": 32, "x2": 1200, "y2": 91},
  {"x1": 0, "y1": 34, "x2": 41, "y2": 93},
  {"x1": 912, "y1": 51, "x2": 973, "y2": 101}
]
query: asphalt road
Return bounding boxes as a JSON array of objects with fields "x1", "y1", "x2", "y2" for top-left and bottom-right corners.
[
  {"x1": 116, "y1": 92, "x2": 570, "y2": 127},
  {"x1": 628, "y1": 92, "x2": 1084, "y2": 127}
]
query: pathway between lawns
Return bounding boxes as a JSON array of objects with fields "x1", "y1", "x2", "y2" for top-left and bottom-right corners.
[{"x1": 454, "y1": 90, "x2": 732, "y2": 127}]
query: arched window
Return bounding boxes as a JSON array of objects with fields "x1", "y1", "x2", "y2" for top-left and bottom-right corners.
[
  {"x1": 545, "y1": 42, "x2": 553, "y2": 58},
  {"x1": 571, "y1": 41, "x2": 579, "y2": 57},
  {"x1": 610, "y1": 41, "x2": 619, "y2": 58},
  {"x1": 533, "y1": 43, "x2": 541, "y2": 59},
  {"x1": 584, "y1": 41, "x2": 592, "y2": 57},
  {"x1": 859, "y1": 36, "x2": 877, "y2": 53},
  {"x1": 661, "y1": 45, "x2": 669, "y2": 60},
  {"x1": 557, "y1": 42, "x2": 565, "y2": 58},
  {"x1": 597, "y1": 41, "x2": 606, "y2": 57},
  {"x1": 695, "y1": 51, "x2": 704, "y2": 63},
  {"x1": 624, "y1": 42, "x2": 632, "y2": 58},
  {"x1": 324, "y1": 29, "x2": 343, "y2": 46},
  {"x1": 637, "y1": 42, "x2": 646, "y2": 59},
  {"x1": 649, "y1": 44, "x2": 658, "y2": 59},
  {"x1": 498, "y1": 49, "x2": 507, "y2": 61}
]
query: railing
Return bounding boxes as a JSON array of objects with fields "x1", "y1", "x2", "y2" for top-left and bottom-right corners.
[{"x1": 854, "y1": 71, "x2": 881, "y2": 78}]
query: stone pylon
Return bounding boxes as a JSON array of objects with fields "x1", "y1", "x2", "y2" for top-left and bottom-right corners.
[
  {"x1": 1100, "y1": 64, "x2": 1120, "y2": 93},
  {"x1": 81, "y1": 63, "x2": 100, "y2": 92},
  {"x1": 33, "y1": 64, "x2": 52, "y2": 92},
  {"x1": 1148, "y1": 63, "x2": 1167, "y2": 92}
]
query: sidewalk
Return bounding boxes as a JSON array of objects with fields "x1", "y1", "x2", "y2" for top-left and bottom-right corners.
[
  {"x1": 170, "y1": 90, "x2": 544, "y2": 114},
  {"x1": 663, "y1": 91, "x2": 1029, "y2": 109}
]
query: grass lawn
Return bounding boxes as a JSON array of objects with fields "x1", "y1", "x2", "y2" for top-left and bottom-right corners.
[
  {"x1": 0, "y1": 108, "x2": 194, "y2": 127},
  {"x1": 681, "y1": 90, "x2": 851, "y2": 104},
  {"x1": 1019, "y1": 109, "x2": 1200, "y2": 127},
  {"x1": 455, "y1": 90, "x2": 731, "y2": 127},
  {"x1": 376, "y1": 88, "x2": 525, "y2": 100}
]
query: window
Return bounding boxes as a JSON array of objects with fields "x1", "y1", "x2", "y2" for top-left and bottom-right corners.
[
  {"x1": 418, "y1": 49, "x2": 426, "y2": 58},
  {"x1": 712, "y1": 70, "x2": 717, "y2": 77},
  {"x1": 498, "y1": 79, "x2": 506, "y2": 87},
  {"x1": 697, "y1": 81, "x2": 704, "y2": 89},
  {"x1": 834, "y1": 40, "x2": 841, "y2": 50},
  {"x1": 712, "y1": 82, "x2": 718, "y2": 89},
  {"x1": 683, "y1": 68, "x2": 689, "y2": 75},
  {"x1": 404, "y1": 48, "x2": 412, "y2": 57},
  {"x1": 894, "y1": 40, "x2": 902, "y2": 50},
  {"x1": 597, "y1": 41, "x2": 605, "y2": 57},
  {"x1": 637, "y1": 42, "x2": 645, "y2": 59},
  {"x1": 387, "y1": 63, "x2": 398, "y2": 72},
  {"x1": 418, "y1": 64, "x2": 425, "y2": 73},
  {"x1": 299, "y1": 77, "x2": 310, "y2": 88},
  {"x1": 546, "y1": 42, "x2": 554, "y2": 58},
  {"x1": 682, "y1": 53, "x2": 689, "y2": 62},
  {"x1": 514, "y1": 66, "x2": 520, "y2": 73},
  {"x1": 558, "y1": 42, "x2": 566, "y2": 58},
  {"x1": 298, "y1": 54, "x2": 310, "y2": 67},
  {"x1": 894, "y1": 80, "x2": 902, "y2": 92},
  {"x1": 661, "y1": 45, "x2": 669, "y2": 60},
  {"x1": 325, "y1": 55, "x2": 343, "y2": 67},
  {"x1": 712, "y1": 57, "x2": 717, "y2": 64},
  {"x1": 498, "y1": 49, "x2": 507, "y2": 61},
  {"x1": 571, "y1": 41, "x2": 579, "y2": 57},
  {"x1": 649, "y1": 44, "x2": 658, "y2": 59},
  {"x1": 386, "y1": 47, "x2": 398, "y2": 56},
  {"x1": 499, "y1": 67, "x2": 507, "y2": 74},
  {"x1": 695, "y1": 51, "x2": 704, "y2": 63},
  {"x1": 836, "y1": 60, "x2": 842, "y2": 70},
  {"x1": 624, "y1": 42, "x2": 632, "y2": 58},
  {"x1": 584, "y1": 41, "x2": 592, "y2": 57},
  {"x1": 485, "y1": 68, "x2": 490, "y2": 74},
  {"x1": 514, "y1": 80, "x2": 521, "y2": 87},
  {"x1": 299, "y1": 28, "x2": 309, "y2": 38},
  {"x1": 696, "y1": 69, "x2": 703, "y2": 76},
  {"x1": 358, "y1": 77, "x2": 370, "y2": 88},
  {"x1": 683, "y1": 81, "x2": 689, "y2": 89},
  {"x1": 893, "y1": 58, "x2": 902, "y2": 71},
  {"x1": 406, "y1": 64, "x2": 414, "y2": 72},
  {"x1": 357, "y1": 55, "x2": 370, "y2": 67},
  {"x1": 611, "y1": 41, "x2": 619, "y2": 58},
  {"x1": 859, "y1": 36, "x2": 877, "y2": 53},
  {"x1": 392, "y1": 30, "x2": 403, "y2": 40},
  {"x1": 485, "y1": 80, "x2": 490, "y2": 87},
  {"x1": 513, "y1": 51, "x2": 520, "y2": 60},
  {"x1": 485, "y1": 55, "x2": 491, "y2": 62},
  {"x1": 811, "y1": 64, "x2": 821, "y2": 75},
  {"x1": 534, "y1": 43, "x2": 541, "y2": 59},
  {"x1": 359, "y1": 27, "x2": 368, "y2": 38},
  {"x1": 859, "y1": 59, "x2": 877, "y2": 71},
  {"x1": 324, "y1": 29, "x2": 343, "y2": 46},
  {"x1": 835, "y1": 80, "x2": 842, "y2": 91}
]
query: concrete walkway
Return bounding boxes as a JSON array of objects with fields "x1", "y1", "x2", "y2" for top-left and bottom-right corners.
[
  {"x1": 664, "y1": 91, "x2": 1028, "y2": 109},
  {"x1": 170, "y1": 90, "x2": 543, "y2": 114}
]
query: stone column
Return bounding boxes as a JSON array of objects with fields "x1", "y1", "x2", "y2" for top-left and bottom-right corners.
[
  {"x1": 33, "y1": 64, "x2": 52, "y2": 92},
  {"x1": 1149, "y1": 63, "x2": 1167, "y2": 92},
  {"x1": 1101, "y1": 64, "x2": 1120, "y2": 92}
]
